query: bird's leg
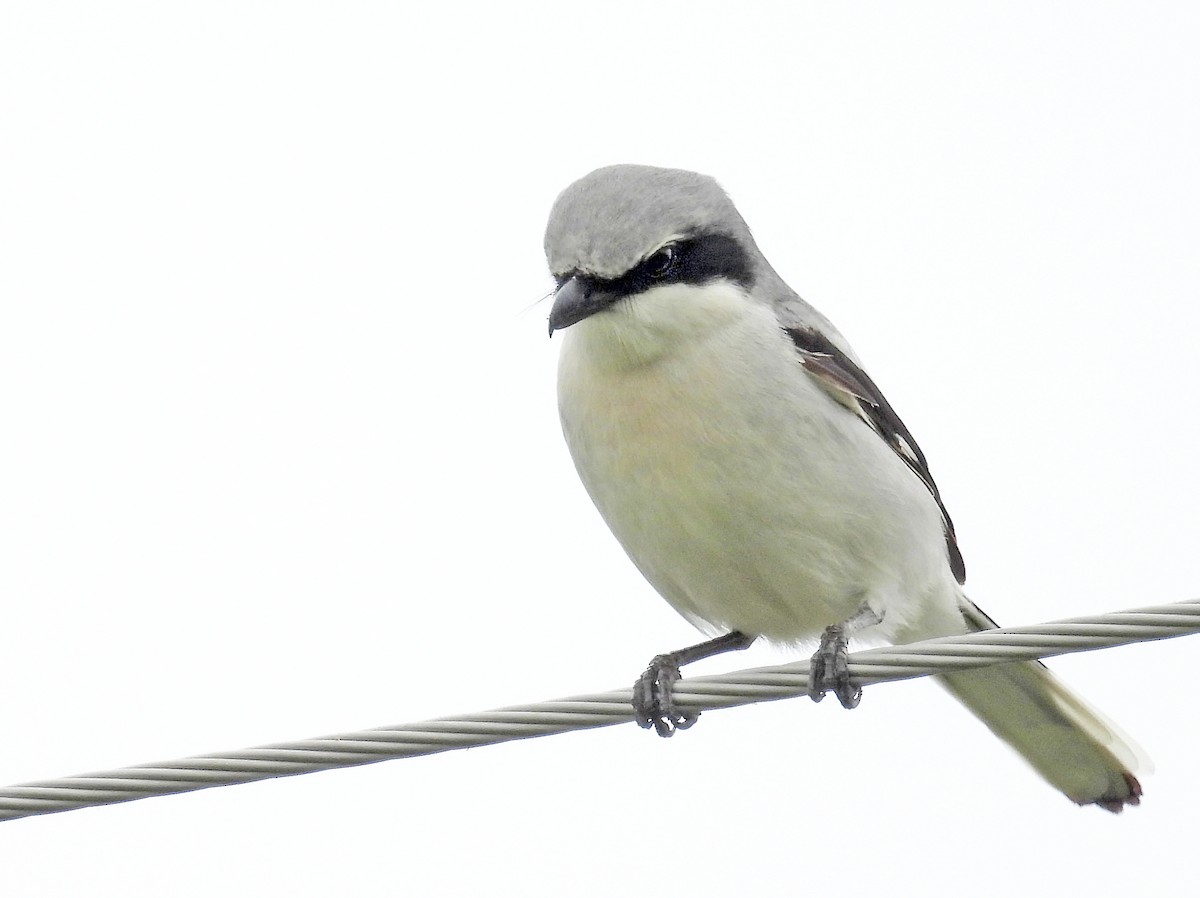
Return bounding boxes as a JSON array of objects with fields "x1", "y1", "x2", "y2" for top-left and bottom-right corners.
[
  {"x1": 634, "y1": 630, "x2": 758, "y2": 737},
  {"x1": 809, "y1": 602, "x2": 882, "y2": 709}
]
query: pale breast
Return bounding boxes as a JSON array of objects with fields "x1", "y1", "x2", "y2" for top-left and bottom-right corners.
[{"x1": 556, "y1": 293, "x2": 957, "y2": 643}]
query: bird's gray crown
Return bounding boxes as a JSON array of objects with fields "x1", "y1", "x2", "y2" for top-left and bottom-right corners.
[{"x1": 544, "y1": 164, "x2": 756, "y2": 280}]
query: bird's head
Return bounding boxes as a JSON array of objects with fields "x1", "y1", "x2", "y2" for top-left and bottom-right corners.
[{"x1": 544, "y1": 165, "x2": 766, "y2": 361}]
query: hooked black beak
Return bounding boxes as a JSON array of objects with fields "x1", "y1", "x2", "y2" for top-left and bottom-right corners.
[{"x1": 547, "y1": 276, "x2": 619, "y2": 336}]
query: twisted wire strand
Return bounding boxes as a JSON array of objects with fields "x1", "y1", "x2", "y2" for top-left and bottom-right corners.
[{"x1": 2, "y1": 599, "x2": 1197, "y2": 822}]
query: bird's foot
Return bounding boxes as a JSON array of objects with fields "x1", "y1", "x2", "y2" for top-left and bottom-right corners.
[
  {"x1": 809, "y1": 624, "x2": 862, "y2": 709},
  {"x1": 633, "y1": 655, "x2": 698, "y2": 737},
  {"x1": 630, "y1": 631, "x2": 756, "y2": 736}
]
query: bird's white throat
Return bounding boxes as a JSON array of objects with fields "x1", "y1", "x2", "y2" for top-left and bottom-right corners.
[{"x1": 558, "y1": 279, "x2": 757, "y2": 372}]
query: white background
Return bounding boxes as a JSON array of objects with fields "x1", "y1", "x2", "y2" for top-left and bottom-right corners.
[{"x1": 2, "y1": 2, "x2": 1198, "y2": 895}]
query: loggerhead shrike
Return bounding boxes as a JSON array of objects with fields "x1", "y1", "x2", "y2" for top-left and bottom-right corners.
[{"x1": 545, "y1": 164, "x2": 1143, "y2": 811}]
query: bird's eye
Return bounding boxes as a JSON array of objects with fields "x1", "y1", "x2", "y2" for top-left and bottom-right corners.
[{"x1": 645, "y1": 245, "x2": 676, "y2": 279}]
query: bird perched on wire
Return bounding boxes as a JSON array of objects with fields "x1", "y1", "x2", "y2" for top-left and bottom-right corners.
[{"x1": 544, "y1": 164, "x2": 1143, "y2": 811}]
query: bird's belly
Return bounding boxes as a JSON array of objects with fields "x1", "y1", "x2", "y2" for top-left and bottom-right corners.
[{"x1": 558, "y1": 321, "x2": 956, "y2": 644}]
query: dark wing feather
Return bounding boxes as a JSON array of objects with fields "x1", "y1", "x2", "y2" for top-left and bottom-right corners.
[{"x1": 785, "y1": 326, "x2": 967, "y2": 584}]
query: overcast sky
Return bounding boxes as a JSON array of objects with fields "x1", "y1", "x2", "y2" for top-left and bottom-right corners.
[{"x1": 3, "y1": 2, "x2": 1199, "y2": 895}]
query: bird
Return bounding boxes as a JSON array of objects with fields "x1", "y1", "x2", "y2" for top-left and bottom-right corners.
[{"x1": 544, "y1": 163, "x2": 1143, "y2": 811}]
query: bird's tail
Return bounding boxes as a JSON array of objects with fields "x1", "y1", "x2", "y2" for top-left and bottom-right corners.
[{"x1": 936, "y1": 597, "x2": 1144, "y2": 812}]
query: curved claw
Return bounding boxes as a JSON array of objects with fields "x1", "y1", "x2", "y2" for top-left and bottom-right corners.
[
  {"x1": 809, "y1": 624, "x2": 863, "y2": 710},
  {"x1": 632, "y1": 656, "x2": 698, "y2": 737}
]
